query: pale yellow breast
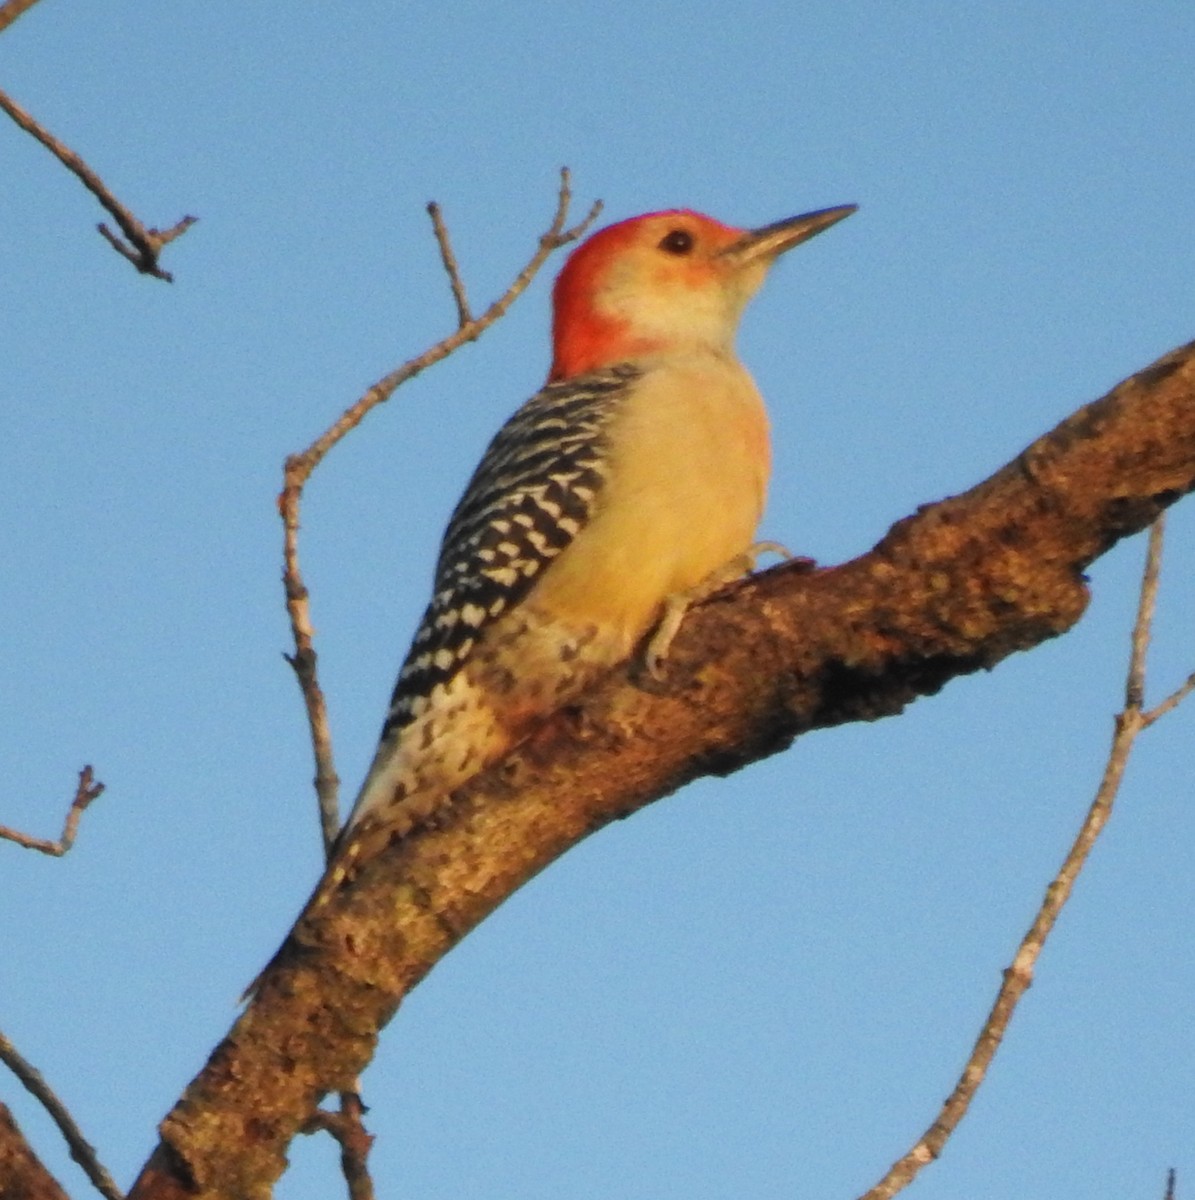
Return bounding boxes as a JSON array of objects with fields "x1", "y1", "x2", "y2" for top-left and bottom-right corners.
[{"x1": 531, "y1": 351, "x2": 771, "y2": 647}]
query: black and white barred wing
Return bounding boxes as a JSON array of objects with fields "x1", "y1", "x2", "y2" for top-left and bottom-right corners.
[{"x1": 377, "y1": 364, "x2": 639, "y2": 745}]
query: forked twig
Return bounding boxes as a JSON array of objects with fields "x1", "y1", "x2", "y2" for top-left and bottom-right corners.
[
  {"x1": 0, "y1": 767, "x2": 105, "y2": 856},
  {"x1": 859, "y1": 515, "x2": 1193, "y2": 1199},
  {"x1": 0, "y1": 1030, "x2": 123, "y2": 1200},
  {"x1": 279, "y1": 168, "x2": 601, "y2": 854},
  {"x1": 0, "y1": 84, "x2": 196, "y2": 280}
]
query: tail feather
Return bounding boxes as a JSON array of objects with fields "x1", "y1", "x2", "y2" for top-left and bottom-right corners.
[{"x1": 241, "y1": 608, "x2": 623, "y2": 1003}]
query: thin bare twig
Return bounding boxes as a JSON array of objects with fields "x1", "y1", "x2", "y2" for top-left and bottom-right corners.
[
  {"x1": 280, "y1": 168, "x2": 602, "y2": 855},
  {"x1": 0, "y1": 84, "x2": 196, "y2": 281},
  {"x1": 427, "y1": 201, "x2": 473, "y2": 327},
  {"x1": 0, "y1": 1031, "x2": 123, "y2": 1200},
  {"x1": 1142, "y1": 668, "x2": 1195, "y2": 727},
  {"x1": 285, "y1": 169, "x2": 600, "y2": 492},
  {"x1": 859, "y1": 515, "x2": 1192, "y2": 1200},
  {"x1": 1124, "y1": 518, "x2": 1163, "y2": 710},
  {"x1": 0, "y1": 767, "x2": 105, "y2": 856},
  {"x1": 0, "y1": 0, "x2": 44, "y2": 37}
]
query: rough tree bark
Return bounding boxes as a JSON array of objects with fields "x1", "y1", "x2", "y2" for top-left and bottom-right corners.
[
  {"x1": 0, "y1": 1102, "x2": 70, "y2": 1200},
  {"x1": 123, "y1": 338, "x2": 1195, "y2": 1200}
]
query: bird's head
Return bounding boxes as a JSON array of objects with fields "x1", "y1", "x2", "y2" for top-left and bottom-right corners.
[{"x1": 548, "y1": 205, "x2": 855, "y2": 381}]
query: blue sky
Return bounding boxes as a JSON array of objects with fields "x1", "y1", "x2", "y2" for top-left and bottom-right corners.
[{"x1": 3, "y1": 3, "x2": 1193, "y2": 1197}]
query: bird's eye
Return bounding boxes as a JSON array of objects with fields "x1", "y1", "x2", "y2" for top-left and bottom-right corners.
[{"x1": 658, "y1": 229, "x2": 694, "y2": 255}]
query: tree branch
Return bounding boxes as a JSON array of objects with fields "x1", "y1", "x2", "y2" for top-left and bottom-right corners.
[
  {"x1": 0, "y1": 767, "x2": 105, "y2": 856},
  {"x1": 128, "y1": 338, "x2": 1195, "y2": 1200},
  {"x1": 0, "y1": 84, "x2": 196, "y2": 280},
  {"x1": 858, "y1": 515, "x2": 1192, "y2": 1199}
]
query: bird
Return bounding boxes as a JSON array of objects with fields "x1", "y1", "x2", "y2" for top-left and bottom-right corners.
[{"x1": 292, "y1": 202, "x2": 855, "y2": 935}]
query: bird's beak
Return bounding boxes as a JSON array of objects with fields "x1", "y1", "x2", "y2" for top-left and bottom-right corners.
[{"x1": 720, "y1": 204, "x2": 857, "y2": 266}]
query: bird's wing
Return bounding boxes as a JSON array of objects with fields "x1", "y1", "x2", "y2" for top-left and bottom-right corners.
[{"x1": 377, "y1": 363, "x2": 640, "y2": 742}]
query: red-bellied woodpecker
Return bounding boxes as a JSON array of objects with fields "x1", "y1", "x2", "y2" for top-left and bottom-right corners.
[{"x1": 313, "y1": 203, "x2": 855, "y2": 916}]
